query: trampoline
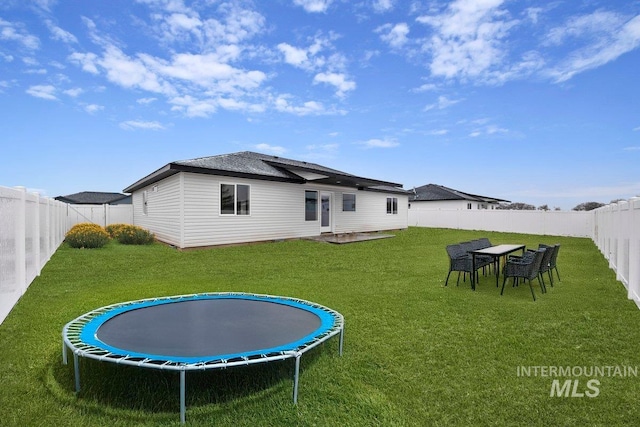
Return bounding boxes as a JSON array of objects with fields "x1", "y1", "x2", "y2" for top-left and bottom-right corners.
[{"x1": 62, "y1": 292, "x2": 344, "y2": 423}]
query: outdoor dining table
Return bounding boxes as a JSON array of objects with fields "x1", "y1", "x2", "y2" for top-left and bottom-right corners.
[{"x1": 469, "y1": 244, "x2": 526, "y2": 290}]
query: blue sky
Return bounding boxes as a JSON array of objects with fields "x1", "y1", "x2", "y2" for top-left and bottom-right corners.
[{"x1": 1, "y1": 0, "x2": 639, "y2": 210}]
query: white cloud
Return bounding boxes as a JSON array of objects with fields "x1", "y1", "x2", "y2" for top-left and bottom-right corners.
[
  {"x1": 430, "y1": 129, "x2": 448, "y2": 135},
  {"x1": 26, "y1": 85, "x2": 57, "y2": 100},
  {"x1": 416, "y1": 0, "x2": 520, "y2": 82},
  {"x1": 545, "y1": 13, "x2": 640, "y2": 83},
  {"x1": 277, "y1": 43, "x2": 310, "y2": 67},
  {"x1": 624, "y1": 146, "x2": 640, "y2": 151},
  {"x1": 359, "y1": 138, "x2": 399, "y2": 148},
  {"x1": 169, "y1": 95, "x2": 217, "y2": 117},
  {"x1": 119, "y1": 120, "x2": 166, "y2": 130},
  {"x1": 63, "y1": 87, "x2": 83, "y2": 97},
  {"x1": 423, "y1": 95, "x2": 461, "y2": 111},
  {"x1": 313, "y1": 72, "x2": 356, "y2": 97},
  {"x1": 373, "y1": 0, "x2": 395, "y2": 13},
  {"x1": 253, "y1": 143, "x2": 287, "y2": 155},
  {"x1": 277, "y1": 34, "x2": 337, "y2": 71},
  {"x1": 376, "y1": 23, "x2": 410, "y2": 48},
  {"x1": 84, "y1": 104, "x2": 104, "y2": 114},
  {"x1": 137, "y1": 97, "x2": 157, "y2": 104},
  {"x1": 274, "y1": 95, "x2": 326, "y2": 115},
  {"x1": 293, "y1": 0, "x2": 333, "y2": 13},
  {"x1": 412, "y1": 83, "x2": 438, "y2": 92},
  {"x1": 68, "y1": 52, "x2": 100, "y2": 74},
  {"x1": 46, "y1": 20, "x2": 78, "y2": 44},
  {"x1": 0, "y1": 18, "x2": 40, "y2": 50},
  {"x1": 633, "y1": 126, "x2": 640, "y2": 131}
]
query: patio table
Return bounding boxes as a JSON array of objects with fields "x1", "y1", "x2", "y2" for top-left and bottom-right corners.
[{"x1": 469, "y1": 244, "x2": 525, "y2": 290}]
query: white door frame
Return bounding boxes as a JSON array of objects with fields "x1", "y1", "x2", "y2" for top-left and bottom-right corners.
[{"x1": 321, "y1": 191, "x2": 333, "y2": 233}]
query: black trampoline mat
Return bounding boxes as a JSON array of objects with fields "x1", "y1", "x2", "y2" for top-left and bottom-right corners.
[{"x1": 96, "y1": 299, "x2": 322, "y2": 358}]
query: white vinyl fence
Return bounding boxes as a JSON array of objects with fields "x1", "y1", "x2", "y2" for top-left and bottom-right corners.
[
  {"x1": 592, "y1": 198, "x2": 640, "y2": 307},
  {"x1": 408, "y1": 208, "x2": 594, "y2": 237},
  {"x1": 66, "y1": 204, "x2": 133, "y2": 228},
  {"x1": 0, "y1": 186, "x2": 68, "y2": 324}
]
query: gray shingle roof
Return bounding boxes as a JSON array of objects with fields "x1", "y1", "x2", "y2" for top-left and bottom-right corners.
[
  {"x1": 409, "y1": 184, "x2": 509, "y2": 203},
  {"x1": 124, "y1": 151, "x2": 407, "y2": 194},
  {"x1": 55, "y1": 191, "x2": 131, "y2": 204}
]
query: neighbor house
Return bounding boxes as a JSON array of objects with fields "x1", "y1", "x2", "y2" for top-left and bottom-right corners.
[
  {"x1": 123, "y1": 151, "x2": 409, "y2": 248},
  {"x1": 55, "y1": 191, "x2": 132, "y2": 205},
  {"x1": 408, "y1": 184, "x2": 509, "y2": 210}
]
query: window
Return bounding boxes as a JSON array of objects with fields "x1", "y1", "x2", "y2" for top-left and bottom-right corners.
[
  {"x1": 220, "y1": 183, "x2": 250, "y2": 215},
  {"x1": 343, "y1": 193, "x2": 356, "y2": 212},
  {"x1": 467, "y1": 203, "x2": 472, "y2": 210},
  {"x1": 305, "y1": 190, "x2": 318, "y2": 221},
  {"x1": 386, "y1": 197, "x2": 398, "y2": 215}
]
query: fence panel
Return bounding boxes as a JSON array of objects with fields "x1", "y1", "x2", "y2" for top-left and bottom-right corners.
[
  {"x1": 66, "y1": 204, "x2": 133, "y2": 228},
  {"x1": 0, "y1": 187, "x2": 68, "y2": 324},
  {"x1": 408, "y1": 209, "x2": 593, "y2": 237}
]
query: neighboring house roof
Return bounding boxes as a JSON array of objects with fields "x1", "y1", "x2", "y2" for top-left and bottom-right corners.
[
  {"x1": 408, "y1": 184, "x2": 509, "y2": 204},
  {"x1": 123, "y1": 151, "x2": 408, "y2": 194},
  {"x1": 55, "y1": 191, "x2": 132, "y2": 205}
]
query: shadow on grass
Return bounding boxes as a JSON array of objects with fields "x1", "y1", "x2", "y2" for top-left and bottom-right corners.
[{"x1": 46, "y1": 341, "x2": 336, "y2": 420}]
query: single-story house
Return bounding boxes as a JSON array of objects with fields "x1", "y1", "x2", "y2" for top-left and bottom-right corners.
[
  {"x1": 408, "y1": 184, "x2": 509, "y2": 210},
  {"x1": 55, "y1": 191, "x2": 132, "y2": 205},
  {"x1": 123, "y1": 151, "x2": 409, "y2": 248}
]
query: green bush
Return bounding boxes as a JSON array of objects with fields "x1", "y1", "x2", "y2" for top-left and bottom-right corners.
[
  {"x1": 65, "y1": 223, "x2": 110, "y2": 249},
  {"x1": 116, "y1": 225, "x2": 155, "y2": 245}
]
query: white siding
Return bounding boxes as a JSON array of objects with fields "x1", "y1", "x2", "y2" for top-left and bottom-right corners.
[
  {"x1": 132, "y1": 172, "x2": 408, "y2": 248},
  {"x1": 333, "y1": 190, "x2": 408, "y2": 233},
  {"x1": 132, "y1": 174, "x2": 182, "y2": 246}
]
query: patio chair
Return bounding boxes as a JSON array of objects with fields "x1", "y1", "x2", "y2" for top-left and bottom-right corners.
[
  {"x1": 478, "y1": 237, "x2": 492, "y2": 248},
  {"x1": 501, "y1": 248, "x2": 546, "y2": 301},
  {"x1": 462, "y1": 240, "x2": 493, "y2": 275},
  {"x1": 536, "y1": 245, "x2": 555, "y2": 289},
  {"x1": 445, "y1": 244, "x2": 483, "y2": 286},
  {"x1": 543, "y1": 244, "x2": 561, "y2": 282}
]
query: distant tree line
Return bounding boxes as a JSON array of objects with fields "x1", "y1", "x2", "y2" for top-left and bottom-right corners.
[{"x1": 496, "y1": 199, "x2": 630, "y2": 211}]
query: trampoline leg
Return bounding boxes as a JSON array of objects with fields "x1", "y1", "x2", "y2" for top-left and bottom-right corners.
[
  {"x1": 73, "y1": 352, "x2": 81, "y2": 393},
  {"x1": 62, "y1": 338, "x2": 67, "y2": 365},
  {"x1": 293, "y1": 355, "x2": 301, "y2": 404},
  {"x1": 180, "y1": 370, "x2": 186, "y2": 425},
  {"x1": 339, "y1": 326, "x2": 344, "y2": 356}
]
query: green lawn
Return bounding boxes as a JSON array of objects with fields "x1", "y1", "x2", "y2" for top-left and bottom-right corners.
[{"x1": 1, "y1": 227, "x2": 639, "y2": 426}]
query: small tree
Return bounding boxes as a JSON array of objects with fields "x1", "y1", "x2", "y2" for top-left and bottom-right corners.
[
  {"x1": 538, "y1": 204, "x2": 550, "y2": 211},
  {"x1": 572, "y1": 201, "x2": 605, "y2": 211},
  {"x1": 497, "y1": 202, "x2": 536, "y2": 210}
]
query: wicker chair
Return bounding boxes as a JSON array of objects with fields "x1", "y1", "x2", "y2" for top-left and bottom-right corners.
[
  {"x1": 537, "y1": 245, "x2": 555, "y2": 289},
  {"x1": 445, "y1": 244, "x2": 484, "y2": 286},
  {"x1": 501, "y1": 248, "x2": 546, "y2": 301},
  {"x1": 468, "y1": 239, "x2": 493, "y2": 273},
  {"x1": 543, "y1": 244, "x2": 561, "y2": 283}
]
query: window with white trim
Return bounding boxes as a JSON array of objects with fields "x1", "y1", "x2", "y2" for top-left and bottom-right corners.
[
  {"x1": 386, "y1": 197, "x2": 398, "y2": 214},
  {"x1": 220, "y1": 183, "x2": 250, "y2": 215},
  {"x1": 305, "y1": 190, "x2": 318, "y2": 221},
  {"x1": 343, "y1": 193, "x2": 356, "y2": 212}
]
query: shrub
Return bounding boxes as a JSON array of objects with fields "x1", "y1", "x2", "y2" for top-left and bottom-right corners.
[
  {"x1": 105, "y1": 223, "x2": 129, "y2": 239},
  {"x1": 65, "y1": 223, "x2": 110, "y2": 249},
  {"x1": 116, "y1": 225, "x2": 155, "y2": 245}
]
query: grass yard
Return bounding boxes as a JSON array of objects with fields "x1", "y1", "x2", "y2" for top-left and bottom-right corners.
[{"x1": 1, "y1": 227, "x2": 640, "y2": 426}]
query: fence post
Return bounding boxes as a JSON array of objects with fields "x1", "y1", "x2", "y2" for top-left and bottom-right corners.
[
  {"x1": 33, "y1": 192, "x2": 41, "y2": 277},
  {"x1": 15, "y1": 187, "x2": 26, "y2": 295},
  {"x1": 629, "y1": 198, "x2": 640, "y2": 305}
]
